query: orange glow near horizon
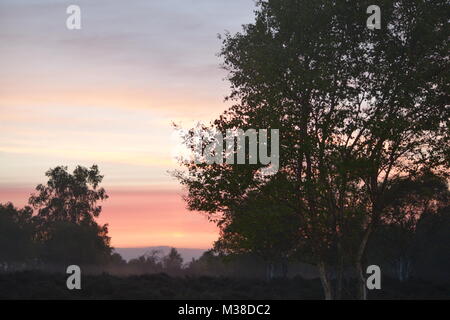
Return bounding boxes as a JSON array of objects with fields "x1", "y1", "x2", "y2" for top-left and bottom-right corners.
[
  {"x1": 0, "y1": 186, "x2": 219, "y2": 249},
  {"x1": 98, "y1": 189, "x2": 219, "y2": 248}
]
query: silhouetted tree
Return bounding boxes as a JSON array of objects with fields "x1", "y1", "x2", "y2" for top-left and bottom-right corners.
[
  {"x1": 369, "y1": 171, "x2": 450, "y2": 281},
  {"x1": 174, "y1": 0, "x2": 448, "y2": 299},
  {"x1": 163, "y1": 248, "x2": 183, "y2": 274},
  {"x1": 0, "y1": 203, "x2": 35, "y2": 270},
  {"x1": 174, "y1": 0, "x2": 371, "y2": 299},
  {"x1": 109, "y1": 252, "x2": 127, "y2": 266},
  {"x1": 39, "y1": 220, "x2": 111, "y2": 266},
  {"x1": 128, "y1": 250, "x2": 163, "y2": 274},
  {"x1": 188, "y1": 250, "x2": 228, "y2": 276},
  {"x1": 29, "y1": 165, "x2": 108, "y2": 224},
  {"x1": 29, "y1": 165, "x2": 111, "y2": 266},
  {"x1": 414, "y1": 205, "x2": 450, "y2": 282},
  {"x1": 214, "y1": 178, "x2": 300, "y2": 279}
]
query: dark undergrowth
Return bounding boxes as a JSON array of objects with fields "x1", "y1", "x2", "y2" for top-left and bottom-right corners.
[{"x1": 0, "y1": 271, "x2": 448, "y2": 300}]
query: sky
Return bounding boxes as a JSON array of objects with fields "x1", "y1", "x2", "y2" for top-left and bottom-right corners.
[{"x1": 0, "y1": 0, "x2": 257, "y2": 248}]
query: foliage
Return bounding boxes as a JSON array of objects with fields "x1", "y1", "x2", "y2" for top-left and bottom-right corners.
[
  {"x1": 0, "y1": 203, "x2": 36, "y2": 267},
  {"x1": 29, "y1": 165, "x2": 108, "y2": 224},
  {"x1": 173, "y1": 0, "x2": 449, "y2": 299},
  {"x1": 0, "y1": 165, "x2": 112, "y2": 268}
]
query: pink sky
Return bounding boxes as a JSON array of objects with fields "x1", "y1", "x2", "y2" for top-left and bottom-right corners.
[
  {"x1": 0, "y1": 186, "x2": 218, "y2": 248},
  {"x1": 0, "y1": 0, "x2": 256, "y2": 248}
]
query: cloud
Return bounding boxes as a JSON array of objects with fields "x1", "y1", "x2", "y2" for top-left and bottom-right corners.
[
  {"x1": 0, "y1": 0, "x2": 255, "y2": 116},
  {"x1": 0, "y1": 0, "x2": 254, "y2": 247}
]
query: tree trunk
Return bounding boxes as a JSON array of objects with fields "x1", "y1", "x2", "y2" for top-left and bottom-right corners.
[
  {"x1": 355, "y1": 259, "x2": 367, "y2": 300},
  {"x1": 397, "y1": 259, "x2": 404, "y2": 281},
  {"x1": 355, "y1": 224, "x2": 372, "y2": 300},
  {"x1": 281, "y1": 258, "x2": 288, "y2": 279},
  {"x1": 405, "y1": 259, "x2": 411, "y2": 281},
  {"x1": 336, "y1": 251, "x2": 344, "y2": 299},
  {"x1": 397, "y1": 257, "x2": 411, "y2": 282},
  {"x1": 266, "y1": 262, "x2": 274, "y2": 280},
  {"x1": 318, "y1": 261, "x2": 333, "y2": 300}
]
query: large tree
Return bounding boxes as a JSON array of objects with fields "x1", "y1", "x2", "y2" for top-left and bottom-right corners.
[
  {"x1": 344, "y1": 0, "x2": 449, "y2": 298},
  {"x1": 175, "y1": 0, "x2": 367, "y2": 299},
  {"x1": 174, "y1": 0, "x2": 449, "y2": 299}
]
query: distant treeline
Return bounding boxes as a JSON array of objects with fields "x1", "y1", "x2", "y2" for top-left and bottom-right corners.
[{"x1": 1, "y1": 165, "x2": 449, "y2": 286}]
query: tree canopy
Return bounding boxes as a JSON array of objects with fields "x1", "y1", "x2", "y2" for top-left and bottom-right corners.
[
  {"x1": 0, "y1": 165, "x2": 112, "y2": 268},
  {"x1": 174, "y1": 0, "x2": 449, "y2": 299}
]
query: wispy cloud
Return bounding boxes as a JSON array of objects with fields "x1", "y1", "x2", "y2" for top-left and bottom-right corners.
[{"x1": 0, "y1": 0, "x2": 255, "y2": 247}]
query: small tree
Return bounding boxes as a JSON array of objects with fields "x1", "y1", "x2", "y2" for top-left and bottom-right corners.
[
  {"x1": 128, "y1": 250, "x2": 163, "y2": 274},
  {"x1": 163, "y1": 248, "x2": 183, "y2": 274},
  {"x1": 29, "y1": 165, "x2": 108, "y2": 224},
  {"x1": 40, "y1": 220, "x2": 111, "y2": 266},
  {"x1": 0, "y1": 203, "x2": 35, "y2": 270},
  {"x1": 369, "y1": 171, "x2": 450, "y2": 281},
  {"x1": 214, "y1": 177, "x2": 300, "y2": 279},
  {"x1": 29, "y1": 165, "x2": 111, "y2": 266}
]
